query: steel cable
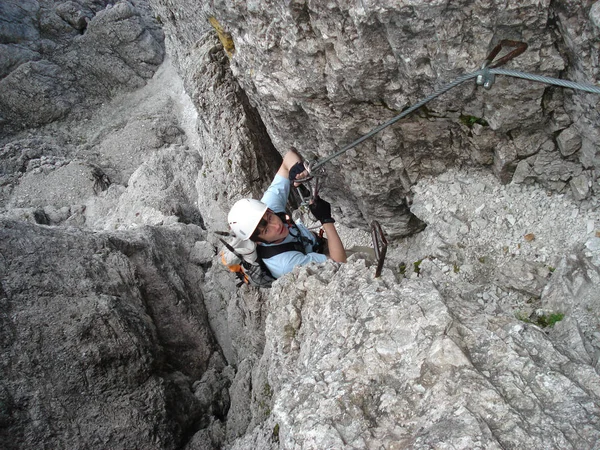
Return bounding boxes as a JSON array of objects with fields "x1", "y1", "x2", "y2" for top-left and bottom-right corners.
[{"x1": 311, "y1": 68, "x2": 600, "y2": 171}]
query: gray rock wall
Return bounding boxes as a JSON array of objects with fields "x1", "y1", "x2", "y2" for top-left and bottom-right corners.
[
  {"x1": 229, "y1": 169, "x2": 600, "y2": 449},
  {"x1": 0, "y1": 220, "x2": 228, "y2": 449},
  {"x1": 162, "y1": 0, "x2": 600, "y2": 237},
  {"x1": 0, "y1": 2, "x2": 286, "y2": 446},
  {"x1": 145, "y1": 0, "x2": 284, "y2": 227},
  {"x1": 243, "y1": 260, "x2": 600, "y2": 449},
  {"x1": 1, "y1": 0, "x2": 600, "y2": 449},
  {"x1": 0, "y1": 0, "x2": 165, "y2": 136}
]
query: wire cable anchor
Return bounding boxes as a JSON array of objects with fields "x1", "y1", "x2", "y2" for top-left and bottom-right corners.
[{"x1": 477, "y1": 40, "x2": 528, "y2": 90}]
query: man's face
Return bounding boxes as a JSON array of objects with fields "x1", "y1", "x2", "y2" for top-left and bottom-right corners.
[{"x1": 254, "y1": 209, "x2": 289, "y2": 243}]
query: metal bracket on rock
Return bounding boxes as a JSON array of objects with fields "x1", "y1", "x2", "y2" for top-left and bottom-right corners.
[
  {"x1": 477, "y1": 40, "x2": 528, "y2": 90},
  {"x1": 371, "y1": 220, "x2": 388, "y2": 278}
]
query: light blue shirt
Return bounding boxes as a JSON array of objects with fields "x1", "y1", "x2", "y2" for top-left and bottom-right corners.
[{"x1": 260, "y1": 174, "x2": 327, "y2": 279}]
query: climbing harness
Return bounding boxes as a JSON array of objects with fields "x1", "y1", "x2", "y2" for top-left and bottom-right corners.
[
  {"x1": 293, "y1": 40, "x2": 600, "y2": 278},
  {"x1": 220, "y1": 211, "x2": 327, "y2": 287}
]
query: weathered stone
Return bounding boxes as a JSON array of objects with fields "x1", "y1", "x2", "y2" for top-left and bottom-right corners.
[
  {"x1": 8, "y1": 161, "x2": 100, "y2": 208},
  {"x1": 557, "y1": 125, "x2": 583, "y2": 156},
  {"x1": 542, "y1": 251, "x2": 600, "y2": 365},
  {"x1": 570, "y1": 172, "x2": 591, "y2": 200},
  {"x1": 592, "y1": 2, "x2": 600, "y2": 29},
  {"x1": 190, "y1": 241, "x2": 216, "y2": 265},
  {"x1": 495, "y1": 260, "x2": 550, "y2": 297},
  {"x1": 512, "y1": 158, "x2": 536, "y2": 184},
  {"x1": 0, "y1": 0, "x2": 165, "y2": 136},
  {"x1": 0, "y1": 220, "x2": 221, "y2": 449},
  {"x1": 139, "y1": 0, "x2": 599, "y2": 234},
  {"x1": 532, "y1": 142, "x2": 584, "y2": 189},
  {"x1": 225, "y1": 358, "x2": 254, "y2": 441},
  {"x1": 581, "y1": 135, "x2": 600, "y2": 169},
  {"x1": 242, "y1": 261, "x2": 600, "y2": 449},
  {"x1": 1, "y1": 1, "x2": 600, "y2": 449},
  {"x1": 493, "y1": 142, "x2": 518, "y2": 184},
  {"x1": 55, "y1": 1, "x2": 93, "y2": 32}
]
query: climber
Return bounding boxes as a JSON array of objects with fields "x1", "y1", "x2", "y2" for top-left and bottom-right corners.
[{"x1": 228, "y1": 149, "x2": 347, "y2": 279}]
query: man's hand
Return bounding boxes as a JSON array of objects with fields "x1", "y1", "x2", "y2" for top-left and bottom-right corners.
[
  {"x1": 309, "y1": 196, "x2": 335, "y2": 224},
  {"x1": 289, "y1": 161, "x2": 310, "y2": 186}
]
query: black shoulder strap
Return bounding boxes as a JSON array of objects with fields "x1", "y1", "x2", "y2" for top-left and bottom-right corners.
[{"x1": 257, "y1": 241, "x2": 306, "y2": 259}]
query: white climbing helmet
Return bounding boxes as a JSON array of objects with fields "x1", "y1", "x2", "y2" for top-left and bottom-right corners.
[{"x1": 228, "y1": 198, "x2": 268, "y2": 240}]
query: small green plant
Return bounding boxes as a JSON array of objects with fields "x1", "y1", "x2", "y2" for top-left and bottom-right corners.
[
  {"x1": 272, "y1": 423, "x2": 280, "y2": 443},
  {"x1": 478, "y1": 257, "x2": 486, "y2": 264},
  {"x1": 398, "y1": 263, "x2": 407, "y2": 275},
  {"x1": 515, "y1": 312, "x2": 530, "y2": 323},
  {"x1": 515, "y1": 312, "x2": 565, "y2": 328},
  {"x1": 536, "y1": 313, "x2": 564, "y2": 328},
  {"x1": 548, "y1": 266, "x2": 556, "y2": 273},
  {"x1": 263, "y1": 383, "x2": 272, "y2": 398},
  {"x1": 258, "y1": 383, "x2": 273, "y2": 417},
  {"x1": 460, "y1": 115, "x2": 489, "y2": 128},
  {"x1": 453, "y1": 263, "x2": 460, "y2": 273},
  {"x1": 413, "y1": 259, "x2": 423, "y2": 275},
  {"x1": 284, "y1": 324, "x2": 296, "y2": 340}
]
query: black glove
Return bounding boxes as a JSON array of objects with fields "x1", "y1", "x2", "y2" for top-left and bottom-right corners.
[
  {"x1": 309, "y1": 196, "x2": 335, "y2": 224},
  {"x1": 289, "y1": 161, "x2": 307, "y2": 183}
]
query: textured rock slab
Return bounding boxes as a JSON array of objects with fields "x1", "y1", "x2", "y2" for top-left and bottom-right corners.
[
  {"x1": 151, "y1": 0, "x2": 599, "y2": 235},
  {"x1": 240, "y1": 260, "x2": 600, "y2": 449},
  {"x1": 209, "y1": 2, "x2": 587, "y2": 216},
  {"x1": 0, "y1": 0, "x2": 165, "y2": 135},
  {"x1": 0, "y1": 220, "x2": 226, "y2": 449}
]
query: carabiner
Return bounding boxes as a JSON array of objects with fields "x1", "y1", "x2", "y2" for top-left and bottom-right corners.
[{"x1": 295, "y1": 160, "x2": 326, "y2": 206}]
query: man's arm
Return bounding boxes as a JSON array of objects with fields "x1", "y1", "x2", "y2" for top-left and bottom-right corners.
[
  {"x1": 279, "y1": 149, "x2": 347, "y2": 263},
  {"x1": 321, "y1": 223, "x2": 347, "y2": 263},
  {"x1": 309, "y1": 196, "x2": 347, "y2": 263}
]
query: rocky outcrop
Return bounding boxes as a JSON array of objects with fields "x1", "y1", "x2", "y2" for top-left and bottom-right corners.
[
  {"x1": 1, "y1": 0, "x2": 600, "y2": 449},
  {"x1": 231, "y1": 169, "x2": 600, "y2": 449},
  {"x1": 176, "y1": 33, "x2": 282, "y2": 229},
  {"x1": 0, "y1": 0, "x2": 165, "y2": 135},
  {"x1": 153, "y1": 0, "x2": 600, "y2": 237},
  {"x1": 238, "y1": 260, "x2": 600, "y2": 449},
  {"x1": 0, "y1": 10, "x2": 286, "y2": 447},
  {"x1": 0, "y1": 220, "x2": 230, "y2": 449}
]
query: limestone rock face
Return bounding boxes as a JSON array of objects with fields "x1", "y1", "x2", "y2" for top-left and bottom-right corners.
[
  {"x1": 0, "y1": 0, "x2": 165, "y2": 135},
  {"x1": 1, "y1": 0, "x2": 600, "y2": 449},
  {"x1": 0, "y1": 16, "x2": 285, "y2": 447},
  {"x1": 231, "y1": 170, "x2": 600, "y2": 449},
  {"x1": 260, "y1": 265, "x2": 600, "y2": 449},
  {"x1": 0, "y1": 220, "x2": 229, "y2": 449},
  {"x1": 153, "y1": 0, "x2": 599, "y2": 236},
  {"x1": 179, "y1": 34, "x2": 283, "y2": 229}
]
